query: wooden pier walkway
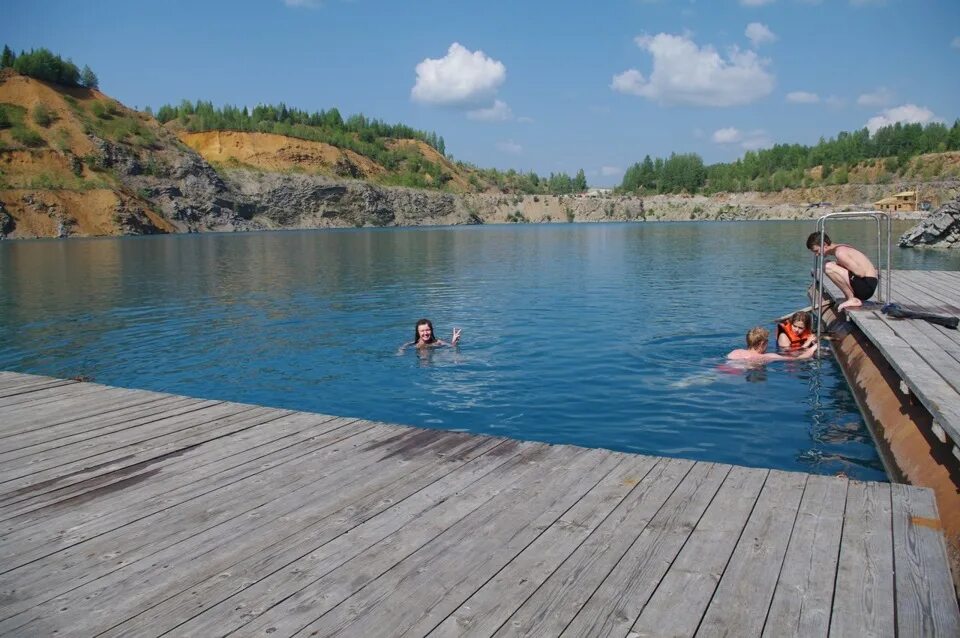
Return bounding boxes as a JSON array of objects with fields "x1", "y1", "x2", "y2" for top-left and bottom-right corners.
[
  {"x1": 1, "y1": 371, "x2": 958, "y2": 637},
  {"x1": 820, "y1": 269, "x2": 960, "y2": 456}
]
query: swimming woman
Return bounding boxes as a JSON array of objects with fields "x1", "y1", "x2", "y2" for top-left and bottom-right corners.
[{"x1": 400, "y1": 318, "x2": 461, "y2": 351}]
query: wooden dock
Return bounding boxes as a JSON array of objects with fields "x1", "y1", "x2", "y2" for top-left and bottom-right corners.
[
  {"x1": 819, "y1": 270, "x2": 960, "y2": 459},
  {"x1": 1, "y1": 371, "x2": 958, "y2": 637}
]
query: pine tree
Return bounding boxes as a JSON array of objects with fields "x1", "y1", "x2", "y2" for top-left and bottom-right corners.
[
  {"x1": 80, "y1": 65, "x2": 98, "y2": 89},
  {"x1": 0, "y1": 45, "x2": 15, "y2": 68},
  {"x1": 574, "y1": 168, "x2": 587, "y2": 192}
]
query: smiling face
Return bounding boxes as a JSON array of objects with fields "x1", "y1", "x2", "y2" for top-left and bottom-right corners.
[{"x1": 417, "y1": 322, "x2": 433, "y2": 342}]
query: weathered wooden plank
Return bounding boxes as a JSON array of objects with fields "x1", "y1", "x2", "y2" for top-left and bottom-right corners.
[
  {"x1": 0, "y1": 372, "x2": 71, "y2": 390},
  {"x1": 240, "y1": 447, "x2": 619, "y2": 638},
  {"x1": 892, "y1": 483, "x2": 960, "y2": 637},
  {"x1": 0, "y1": 385, "x2": 180, "y2": 440},
  {"x1": 0, "y1": 402, "x2": 265, "y2": 493},
  {"x1": 849, "y1": 314, "x2": 960, "y2": 444},
  {"x1": 629, "y1": 465, "x2": 768, "y2": 638},
  {"x1": 0, "y1": 424, "x2": 461, "y2": 629},
  {"x1": 0, "y1": 377, "x2": 76, "y2": 399},
  {"x1": 169, "y1": 444, "x2": 593, "y2": 638},
  {"x1": 0, "y1": 400, "x2": 253, "y2": 485},
  {"x1": 686, "y1": 470, "x2": 808, "y2": 638},
  {"x1": 95, "y1": 438, "x2": 526, "y2": 638},
  {"x1": 481, "y1": 457, "x2": 695, "y2": 638},
  {"x1": 9, "y1": 432, "x2": 512, "y2": 638},
  {"x1": 0, "y1": 418, "x2": 389, "y2": 583},
  {"x1": 0, "y1": 415, "x2": 369, "y2": 571},
  {"x1": 900, "y1": 272, "x2": 960, "y2": 311},
  {"x1": 0, "y1": 381, "x2": 111, "y2": 413},
  {"x1": 429, "y1": 454, "x2": 662, "y2": 638},
  {"x1": 0, "y1": 411, "x2": 351, "y2": 526},
  {"x1": 882, "y1": 318, "x2": 960, "y2": 395},
  {"x1": 0, "y1": 395, "x2": 205, "y2": 460},
  {"x1": 828, "y1": 481, "x2": 894, "y2": 638},
  {"x1": 761, "y1": 474, "x2": 847, "y2": 638},
  {"x1": 560, "y1": 462, "x2": 734, "y2": 638}
]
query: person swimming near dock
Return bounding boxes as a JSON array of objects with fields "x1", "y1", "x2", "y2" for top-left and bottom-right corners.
[
  {"x1": 728, "y1": 326, "x2": 817, "y2": 363},
  {"x1": 807, "y1": 231, "x2": 878, "y2": 313},
  {"x1": 399, "y1": 318, "x2": 461, "y2": 352},
  {"x1": 776, "y1": 310, "x2": 816, "y2": 350}
]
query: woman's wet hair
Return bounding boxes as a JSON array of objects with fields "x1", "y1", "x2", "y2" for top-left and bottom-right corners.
[{"x1": 414, "y1": 318, "x2": 437, "y2": 344}]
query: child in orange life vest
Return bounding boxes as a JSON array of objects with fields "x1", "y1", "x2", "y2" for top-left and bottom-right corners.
[
  {"x1": 776, "y1": 311, "x2": 816, "y2": 350},
  {"x1": 728, "y1": 326, "x2": 817, "y2": 362}
]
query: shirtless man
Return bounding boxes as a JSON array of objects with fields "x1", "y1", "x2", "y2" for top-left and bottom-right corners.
[
  {"x1": 727, "y1": 327, "x2": 818, "y2": 362},
  {"x1": 806, "y1": 231, "x2": 878, "y2": 312}
]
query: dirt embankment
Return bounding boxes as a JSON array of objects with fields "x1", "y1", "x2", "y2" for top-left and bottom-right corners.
[{"x1": 179, "y1": 130, "x2": 386, "y2": 179}]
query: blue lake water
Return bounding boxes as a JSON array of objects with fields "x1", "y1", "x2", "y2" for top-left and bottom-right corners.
[{"x1": 3, "y1": 220, "x2": 958, "y2": 481}]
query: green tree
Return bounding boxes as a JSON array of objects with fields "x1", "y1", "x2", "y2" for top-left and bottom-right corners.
[
  {"x1": 0, "y1": 45, "x2": 15, "y2": 68},
  {"x1": 80, "y1": 65, "x2": 98, "y2": 89},
  {"x1": 574, "y1": 168, "x2": 587, "y2": 192},
  {"x1": 12, "y1": 48, "x2": 80, "y2": 86}
]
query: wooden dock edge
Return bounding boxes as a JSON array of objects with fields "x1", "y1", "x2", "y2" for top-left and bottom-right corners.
[{"x1": 815, "y1": 297, "x2": 960, "y2": 596}]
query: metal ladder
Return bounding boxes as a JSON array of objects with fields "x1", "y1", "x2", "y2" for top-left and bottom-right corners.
[{"x1": 813, "y1": 211, "x2": 892, "y2": 345}]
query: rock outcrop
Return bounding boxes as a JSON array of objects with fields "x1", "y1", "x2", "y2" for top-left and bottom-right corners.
[{"x1": 899, "y1": 192, "x2": 960, "y2": 248}]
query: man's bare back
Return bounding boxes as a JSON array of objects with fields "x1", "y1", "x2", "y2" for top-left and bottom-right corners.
[{"x1": 833, "y1": 244, "x2": 878, "y2": 279}]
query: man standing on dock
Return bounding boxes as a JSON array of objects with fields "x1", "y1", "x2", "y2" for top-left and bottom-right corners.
[{"x1": 807, "y1": 231, "x2": 878, "y2": 312}]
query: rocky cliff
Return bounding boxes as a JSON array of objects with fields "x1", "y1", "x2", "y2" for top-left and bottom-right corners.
[
  {"x1": 899, "y1": 191, "x2": 960, "y2": 248},
  {"x1": 3, "y1": 70, "x2": 959, "y2": 240}
]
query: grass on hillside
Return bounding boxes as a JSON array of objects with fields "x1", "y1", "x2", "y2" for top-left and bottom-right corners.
[{"x1": 0, "y1": 102, "x2": 46, "y2": 149}]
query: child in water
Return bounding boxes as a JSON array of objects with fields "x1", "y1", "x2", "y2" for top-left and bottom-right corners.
[
  {"x1": 728, "y1": 326, "x2": 817, "y2": 362},
  {"x1": 776, "y1": 310, "x2": 816, "y2": 350},
  {"x1": 400, "y1": 318, "x2": 461, "y2": 351}
]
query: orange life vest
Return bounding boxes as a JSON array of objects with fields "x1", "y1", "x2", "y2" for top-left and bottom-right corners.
[{"x1": 777, "y1": 321, "x2": 812, "y2": 348}]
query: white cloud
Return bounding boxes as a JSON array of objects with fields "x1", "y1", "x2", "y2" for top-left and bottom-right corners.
[
  {"x1": 411, "y1": 43, "x2": 506, "y2": 107},
  {"x1": 950, "y1": 36, "x2": 960, "y2": 49},
  {"x1": 866, "y1": 104, "x2": 940, "y2": 134},
  {"x1": 786, "y1": 91, "x2": 820, "y2": 103},
  {"x1": 283, "y1": 0, "x2": 321, "y2": 7},
  {"x1": 467, "y1": 100, "x2": 513, "y2": 121},
  {"x1": 857, "y1": 87, "x2": 894, "y2": 107},
  {"x1": 517, "y1": 115, "x2": 535, "y2": 123},
  {"x1": 611, "y1": 33, "x2": 774, "y2": 107},
  {"x1": 850, "y1": 0, "x2": 885, "y2": 5},
  {"x1": 496, "y1": 140, "x2": 523, "y2": 155},
  {"x1": 741, "y1": 130, "x2": 771, "y2": 150},
  {"x1": 740, "y1": 0, "x2": 775, "y2": 6},
  {"x1": 600, "y1": 166, "x2": 622, "y2": 177},
  {"x1": 745, "y1": 23, "x2": 777, "y2": 47},
  {"x1": 825, "y1": 95, "x2": 846, "y2": 108},
  {"x1": 712, "y1": 127, "x2": 770, "y2": 149},
  {"x1": 712, "y1": 127, "x2": 742, "y2": 143}
]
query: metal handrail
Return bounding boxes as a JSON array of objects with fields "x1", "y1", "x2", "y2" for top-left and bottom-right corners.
[{"x1": 813, "y1": 211, "x2": 892, "y2": 345}]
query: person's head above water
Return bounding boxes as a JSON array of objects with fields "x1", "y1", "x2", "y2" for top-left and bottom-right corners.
[
  {"x1": 788, "y1": 310, "x2": 812, "y2": 333},
  {"x1": 414, "y1": 318, "x2": 437, "y2": 344},
  {"x1": 746, "y1": 326, "x2": 769, "y2": 352}
]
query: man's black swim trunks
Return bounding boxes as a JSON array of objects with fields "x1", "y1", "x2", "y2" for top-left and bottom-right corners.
[{"x1": 849, "y1": 273, "x2": 878, "y2": 300}]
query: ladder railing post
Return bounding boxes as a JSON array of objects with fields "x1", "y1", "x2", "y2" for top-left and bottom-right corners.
[{"x1": 812, "y1": 211, "x2": 892, "y2": 349}]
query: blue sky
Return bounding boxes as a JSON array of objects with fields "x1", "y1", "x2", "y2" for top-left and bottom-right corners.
[{"x1": 5, "y1": 0, "x2": 959, "y2": 186}]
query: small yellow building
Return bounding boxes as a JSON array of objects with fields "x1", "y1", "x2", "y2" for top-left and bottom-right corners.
[{"x1": 873, "y1": 190, "x2": 917, "y2": 212}]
